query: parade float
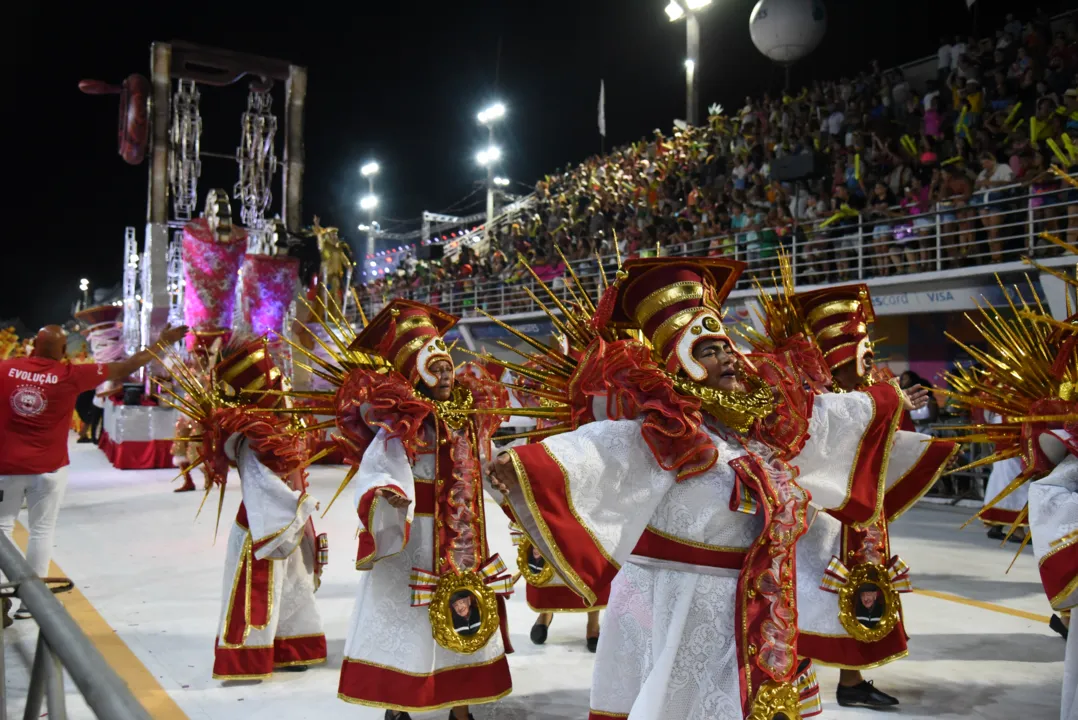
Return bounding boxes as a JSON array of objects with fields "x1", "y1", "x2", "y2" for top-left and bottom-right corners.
[{"x1": 80, "y1": 41, "x2": 353, "y2": 469}]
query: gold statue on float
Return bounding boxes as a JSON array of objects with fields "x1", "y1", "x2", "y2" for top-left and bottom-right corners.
[{"x1": 311, "y1": 216, "x2": 353, "y2": 310}]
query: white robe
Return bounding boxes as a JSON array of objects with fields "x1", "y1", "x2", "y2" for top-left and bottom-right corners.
[
  {"x1": 338, "y1": 425, "x2": 511, "y2": 712},
  {"x1": 1028, "y1": 431, "x2": 1078, "y2": 720},
  {"x1": 212, "y1": 435, "x2": 324, "y2": 679},
  {"x1": 502, "y1": 391, "x2": 933, "y2": 720},
  {"x1": 983, "y1": 412, "x2": 1029, "y2": 523}
]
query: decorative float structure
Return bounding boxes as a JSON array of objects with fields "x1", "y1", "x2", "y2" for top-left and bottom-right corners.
[{"x1": 79, "y1": 42, "x2": 348, "y2": 469}]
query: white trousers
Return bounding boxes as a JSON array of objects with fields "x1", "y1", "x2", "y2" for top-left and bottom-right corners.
[{"x1": 0, "y1": 469, "x2": 69, "y2": 578}]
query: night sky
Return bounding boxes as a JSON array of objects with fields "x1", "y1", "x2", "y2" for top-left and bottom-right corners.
[{"x1": 2, "y1": 0, "x2": 1049, "y2": 329}]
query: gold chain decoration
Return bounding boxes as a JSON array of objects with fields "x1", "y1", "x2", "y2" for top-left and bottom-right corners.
[
  {"x1": 431, "y1": 386, "x2": 474, "y2": 430},
  {"x1": 670, "y1": 374, "x2": 775, "y2": 434}
]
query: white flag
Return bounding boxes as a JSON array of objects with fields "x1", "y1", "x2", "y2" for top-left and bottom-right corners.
[{"x1": 598, "y1": 80, "x2": 607, "y2": 138}]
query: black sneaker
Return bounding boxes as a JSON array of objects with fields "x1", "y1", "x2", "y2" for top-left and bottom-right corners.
[
  {"x1": 384, "y1": 711, "x2": 411, "y2": 720},
  {"x1": 586, "y1": 634, "x2": 599, "y2": 653},
  {"x1": 836, "y1": 680, "x2": 899, "y2": 707},
  {"x1": 530, "y1": 619, "x2": 549, "y2": 645},
  {"x1": 1050, "y1": 614, "x2": 1069, "y2": 640},
  {"x1": 986, "y1": 526, "x2": 1005, "y2": 540}
]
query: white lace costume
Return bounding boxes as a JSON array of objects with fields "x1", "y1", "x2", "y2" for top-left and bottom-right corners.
[
  {"x1": 212, "y1": 434, "x2": 324, "y2": 679},
  {"x1": 1028, "y1": 430, "x2": 1078, "y2": 720},
  {"x1": 502, "y1": 388, "x2": 934, "y2": 720},
  {"x1": 338, "y1": 424, "x2": 511, "y2": 712}
]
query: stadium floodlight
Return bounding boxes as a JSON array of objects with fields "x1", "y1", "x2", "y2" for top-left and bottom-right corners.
[
  {"x1": 684, "y1": 59, "x2": 695, "y2": 72},
  {"x1": 476, "y1": 146, "x2": 502, "y2": 166},
  {"x1": 360, "y1": 161, "x2": 380, "y2": 177},
  {"x1": 665, "y1": 1, "x2": 685, "y2": 21},
  {"x1": 79, "y1": 278, "x2": 89, "y2": 290},
  {"x1": 360, "y1": 194, "x2": 379, "y2": 211},
  {"x1": 493, "y1": 176, "x2": 510, "y2": 186},
  {"x1": 477, "y1": 103, "x2": 506, "y2": 125}
]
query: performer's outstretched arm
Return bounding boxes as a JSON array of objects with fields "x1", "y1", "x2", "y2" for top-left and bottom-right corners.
[{"x1": 353, "y1": 428, "x2": 415, "y2": 570}]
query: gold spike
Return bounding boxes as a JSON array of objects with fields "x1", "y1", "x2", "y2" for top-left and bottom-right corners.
[
  {"x1": 321, "y1": 464, "x2": 360, "y2": 518},
  {"x1": 492, "y1": 339, "x2": 574, "y2": 377},
  {"x1": 596, "y1": 252, "x2": 609, "y2": 292},
  {"x1": 296, "y1": 446, "x2": 334, "y2": 473},
  {"x1": 494, "y1": 379, "x2": 567, "y2": 403},
  {"x1": 196, "y1": 484, "x2": 213, "y2": 520},
  {"x1": 292, "y1": 319, "x2": 350, "y2": 370},
  {"x1": 213, "y1": 484, "x2": 226, "y2": 545},
  {"x1": 295, "y1": 362, "x2": 344, "y2": 388},
  {"x1": 495, "y1": 425, "x2": 569, "y2": 441},
  {"x1": 478, "y1": 310, "x2": 577, "y2": 370},
  {"x1": 554, "y1": 245, "x2": 597, "y2": 314},
  {"x1": 1039, "y1": 231, "x2": 1078, "y2": 256},
  {"x1": 280, "y1": 334, "x2": 344, "y2": 375},
  {"x1": 519, "y1": 260, "x2": 593, "y2": 343},
  {"x1": 612, "y1": 229, "x2": 622, "y2": 270},
  {"x1": 351, "y1": 287, "x2": 369, "y2": 327},
  {"x1": 458, "y1": 349, "x2": 564, "y2": 385},
  {"x1": 520, "y1": 286, "x2": 585, "y2": 348},
  {"x1": 469, "y1": 406, "x2": 570, "y2": 418},
  {"x1": 169, "y1": 458, "x2": 205, "y2": 484},
  {"x1": 255, "y1": 406, "x2": 337, "y2": 414},
  {"x1": 1005, "y1": 531, "x2": 1033, "y2": 574}
]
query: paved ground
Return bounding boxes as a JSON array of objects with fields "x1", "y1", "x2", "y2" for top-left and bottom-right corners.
[{"x1": 0, "y1": 439, "x2": 1065, "y2": 719}]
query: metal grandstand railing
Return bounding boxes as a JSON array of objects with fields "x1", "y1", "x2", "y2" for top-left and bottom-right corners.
[
  {"x1": 359, "y1": 179, "x2": 1076, "y2": 320},
  {"x1": 0, "y1": 534, "x2": 151, "y2": 720}
]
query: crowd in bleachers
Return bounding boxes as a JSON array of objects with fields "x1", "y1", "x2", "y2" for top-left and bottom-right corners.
[{"x1": 361, "y1": 9, "x2": 1078, "y2": 308}]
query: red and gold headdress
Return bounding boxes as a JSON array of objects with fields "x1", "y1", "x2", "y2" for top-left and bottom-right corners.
[
  {"x1": 598, "y1": 257, "x2": 745, "y2": 382},
  {"x1": 214, "y1": 337, "x2": 284, "y2": 409},
  {"x1": 796, "y1": 284, "x2": 875, "y2": 378},
  {"x1": 350, "y1": 299, "x2": 457, "y2": 388}
]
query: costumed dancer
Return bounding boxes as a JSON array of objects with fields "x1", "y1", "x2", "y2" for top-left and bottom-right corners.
[
  {"x1": 331, "y1": 299, "x2": 513, "y2": 720},
  {"x1": 487, "y1": 258, "x2": 943, "y2": 720},
  {"x1": 748, "y1": 275, "x2": 958, "y2": 709},
  {"x1": 982, "y1": 409, "x2": 1028, "y2": 543},
  {"x1": 505, "y1": 331, "x2": 605, "y2": 650},
  {"x1": 937, "y1": 241, "x2": 1078, "y2": 716},
  {"x1": 156, "y1": 337, "x2": 327, "y2": 679},
  {"x1": 171, "y1": 335, "x2": 223, "y2": 493}
]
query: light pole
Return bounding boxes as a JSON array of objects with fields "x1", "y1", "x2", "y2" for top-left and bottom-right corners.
[
  {"x1": 360, "y1": 161, "x2": 380, "y2": 259},
  {"x1": 665, "y1": 0, "x2": 711, "y2": 126},
  {"x1": 79, "y1": 278, "x2": 89, "y2": 309},
  {"x1": 477, "y1": 102, "x2": 506, "y2": 243}
]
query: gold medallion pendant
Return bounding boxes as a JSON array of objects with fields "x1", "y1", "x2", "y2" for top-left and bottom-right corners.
[
  {"x1": 836, "y1": 562, "x2": 902, "y2": 643},
  {"x1": 410, "y1": 555, "x2": 514, "y2": 654},
  {"x1": 748, "y1": 680, "x2": 802, "y2": 720},
  {"x1": 516, "y1": 538, "x2": 554, "y2": 587},
  {"x1": 427, "y1": 571, "x2": 501, "y2": 654}
]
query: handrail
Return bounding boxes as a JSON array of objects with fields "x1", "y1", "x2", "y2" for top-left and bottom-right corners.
[
  {"x1": 0, "y1": 533, "x2": 152, "y2": 720},
  {"x1": 358, "y1": 178, "x2": 1075, "y2": 320}
]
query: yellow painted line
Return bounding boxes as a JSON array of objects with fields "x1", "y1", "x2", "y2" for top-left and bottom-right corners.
[
  {"x1": 913, "y1": 587, "x2": 1051, "y2": 623},
  {"x1": 12, "y1": 522, "x2": 189, "y2": 720}
]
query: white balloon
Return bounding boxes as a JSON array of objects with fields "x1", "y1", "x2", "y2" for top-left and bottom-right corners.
[{"x1": 749, "y1": 0, "x2": 828, "y2": 65}]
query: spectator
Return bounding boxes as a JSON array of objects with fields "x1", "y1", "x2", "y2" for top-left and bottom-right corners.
[
  {"x1": 973, "y1": 151, "x2": 1015, "y2": 262},
  {"x1": 0, "y1": 323, "x2": 187, "y2": 619}
]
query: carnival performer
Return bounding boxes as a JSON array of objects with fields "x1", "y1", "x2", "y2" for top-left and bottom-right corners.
[
  {"x1": 982, "y1": 410, "x2": 1027, "y2": 543},
  {"x1": 771, "y1": 284, "x2": 956, "y2": 709},
  {"x1": 505, "y1": 332, "x2": 604, "y2": 651},
  {"x1": 487, "y1": 258, "x2": 942, "y2": 720},
  {"x1": 335, "y1": 299, "x2": 512, "y2": 720},
  {"x1": 158, "y1": 336, "x2": 327, "y2": 679}
]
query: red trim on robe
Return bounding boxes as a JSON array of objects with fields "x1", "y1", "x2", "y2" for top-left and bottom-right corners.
[
  {"x1": 213, "y1": 639, "x2": 274, "y2": 678},
  {"x1": 827, "y1": 382, "x2": 903, "y2": 526},
  {"x1": 1040, "y1": 541, "x2": 1078, "y2": 606},
  {"x1": 883, "y1": 440, "x2": 957, "y2": 521},
  {"x1": 274, "y1": 634, "x2": 328, "y2": 666},
  {"x1": 223, "y1": 504, "x2": 272, "y2": 646},
  {"x1": 798, "y1": 621, "x2": 909, "y2": 669},
  {"x1": 337, "y1": 655, "x2": 512, "y2": 710},
  {"x1": 980, "y1": 506, "x2": 1025, "y2": 526},
  {"x1": 526, "y1": 582, "x2": 609, "y2": 611},
  {"x1": 632, "y1": 527, "x2": 747, "y2": 570},
  {"x1": 511, "y1": 443, "x2": 621, "y2": 600}
]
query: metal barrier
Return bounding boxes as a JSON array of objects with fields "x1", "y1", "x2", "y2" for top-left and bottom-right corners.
[
  {"x1": 359, "y1": 178, "x2": 1077, "y2": 319},
  {"x1": 0, "y1": 534, "x2": 151, "y2": 720}
]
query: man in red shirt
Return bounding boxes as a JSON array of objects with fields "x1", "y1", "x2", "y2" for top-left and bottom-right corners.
[{"x1": 0, "y1": 323, "x2": 187, "y2": 619}]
